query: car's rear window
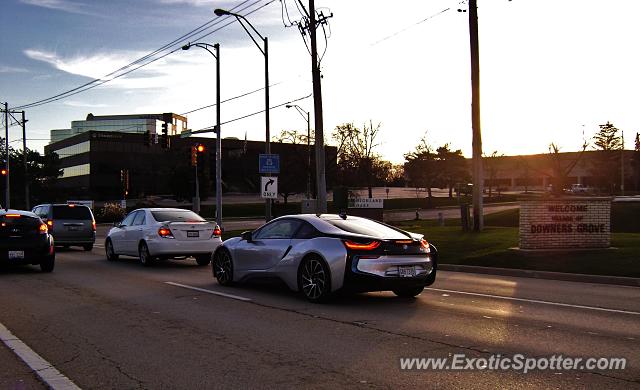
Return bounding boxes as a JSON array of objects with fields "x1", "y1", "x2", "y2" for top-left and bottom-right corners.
[
  {"x1": 52, "y1": 205, "x2": 92, "y2": 220},
  {"x1": 151, "y1": 210, "x2": 205, "y2": 222},
  {"x1": 323, "y1": 217, "x2": 409, "y2": 239}
]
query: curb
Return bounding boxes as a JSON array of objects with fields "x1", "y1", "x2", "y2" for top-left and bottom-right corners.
[{"x1": 439, "y1": 264, "x2": 640, "y2": 287}]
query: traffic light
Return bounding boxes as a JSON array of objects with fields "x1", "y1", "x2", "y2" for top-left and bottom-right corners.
[
  {"x1": 191, "y1": 145, "x2": 198, "y2": 166},
  {"x1": 161, "y1": 122, "x2": 170, "y2": 149},
  {"x1": 0, "y1": 168, "x2": 6, "y2": 176},
  {"x1": 197, "y1": 144, "x2": 205, "y2": 153}
]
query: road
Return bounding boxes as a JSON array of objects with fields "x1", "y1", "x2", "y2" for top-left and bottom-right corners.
[{"x1": 0, "y1": 229, "x2": 638, "y2": 389}]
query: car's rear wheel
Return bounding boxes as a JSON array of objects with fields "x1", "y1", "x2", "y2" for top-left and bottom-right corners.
[
  {"x1": 105, "y1": 239, "x2": 118, "y2": 261},
  {"x1": 392, "y1": 286, "x2": 424, "y2": 298},
  {"x1": 298, "y1": 256, "x2": 331, "y2": 303},
  {"x1": 139, "y1": 242, "x2": 154, "y2": 267},
  {"x1": 83, "y1": 244, "x2": 93, "y2": 251},
  {"x1": 195, "y1": 254, "x2": 211, "y2": 266},
  {"x1": 212, "y1": 249, "x2": 233, "y2": 286},
  {"x1": 40, "y1": 254, "x2": 55, "y2": 273}
]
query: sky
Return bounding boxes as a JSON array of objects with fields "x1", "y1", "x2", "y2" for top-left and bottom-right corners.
[{"x1": 1, "y1": 0, "x2": 640, "y2": 164}]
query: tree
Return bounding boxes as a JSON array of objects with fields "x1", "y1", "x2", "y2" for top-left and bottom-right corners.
[
  {"x1": 436, "y1": 144, "x2": 469, "y2": 198},
  {"x1": 404, "y1": 134, "x2": 438, "y2": 207},
  {"x1": 591, "y1": 122, "x2": 624, "y2": 193},
  {"x1": 593, "y1": 122, "x2": 623, "y2": 151},
  {"x1": 332, "y1": 121, "x2": 388, "y2": 197},
  {"x1": 547, "y1": 141, "x2": 588, "y2": 195}
]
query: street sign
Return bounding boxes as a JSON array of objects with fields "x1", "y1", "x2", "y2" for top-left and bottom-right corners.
[
  {"x1": 348, "y1": 198, "x2": 384, "y2": 209},
  {"x1": 259, "y1": 154, "x2": 280, "y2": 174},
  {"x1": 261, "y1": 177, "x2": 278, "y2": 199}
]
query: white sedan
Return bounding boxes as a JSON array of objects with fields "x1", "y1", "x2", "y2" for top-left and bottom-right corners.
[{"x1": 105, "y1": 208, "x2": 222, "y2": 266}]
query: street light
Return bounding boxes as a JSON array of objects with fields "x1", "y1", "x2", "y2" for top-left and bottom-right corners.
[
  {"x1": 214, "y1": 8, "x2": 272, "y2": 222},
  {"x1": 182, "y1": 42, "x2": 223, "y2": 228},
  {"x1": 286, "y1": 104, "x2": 311, "y2": 200}
]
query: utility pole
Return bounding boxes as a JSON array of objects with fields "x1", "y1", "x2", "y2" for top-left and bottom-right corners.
[
  {"x1": 4, "y1": 102, "x2": 9, "y2": 210},
  {"x1": 21, "y1": 111, "x2": 29, "y2": 210},
  {"x1": 215, "y1": 43, "x2": 222, "y2": 228},
  {"x1": 309, "y1": 0, "x2": 328, "y2": 213},
  {"x1": 621, "y1": 130, "x2": 625, "y2": 196},
  {"x1": 264, "y1": 36, "x2": 272, "y2": 221},
  {"x1": 468, "y1": 0, "x2": 484, "y2": 231}
]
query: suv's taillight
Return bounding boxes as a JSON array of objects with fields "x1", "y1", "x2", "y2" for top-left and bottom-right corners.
[
  {"x1": 46, "y1": 220, "x2": 53, "y2": 228},
  {"x1": 91, "y1": 220, "x2": 96, "y2": 231},
  {"x1": 158, "y1": 227, "x2": 174, "y2": 238},
  {"x1": 343, "y1": 240, "x2": 380, "y2": 251}
]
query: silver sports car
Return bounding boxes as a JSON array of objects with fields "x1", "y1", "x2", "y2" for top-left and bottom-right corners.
[{"x1": 212, "y1": 214, "x2": 437, "y2": 302}]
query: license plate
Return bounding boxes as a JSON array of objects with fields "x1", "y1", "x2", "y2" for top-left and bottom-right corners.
[
  {"x1": 68, "y1": 226, "x2": 79, "y2": 231},
  {"x1": 9, "y1": 251, "x2": 24, "y2": 260},
  {"x1": 187, "y1": 231, "x2": 199, "y2": 238},
  {"x1": 399, "y1": 266, "x2": 416, "y2": 277}
]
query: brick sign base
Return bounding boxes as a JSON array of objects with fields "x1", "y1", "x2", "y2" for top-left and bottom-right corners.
[{"x1": 519, "y1": 197, "x2": 611, "y2": 250}]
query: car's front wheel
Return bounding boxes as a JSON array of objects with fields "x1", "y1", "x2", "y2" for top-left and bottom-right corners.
[
  {"x1": 195, "y1": 254, "x2": 211, "y2": 266},
  {"x1": 105, "y1": 239, "x2": 119, "y2": 261},
  {"x1": 298, "y1": 256, "x2": 331, "y2": 303},
  {"x1": 392, "y1": 286, "x2": 424, "y2": 298},
  {"x1": 40, "y1": 254, "x2": 55, "y2": 273},
  {"x1": 139, "y1": 242, "x2": 154, "y2": 267},
  {"x1": 212, "y1": 249, "x2": 233, "y2": 286}
]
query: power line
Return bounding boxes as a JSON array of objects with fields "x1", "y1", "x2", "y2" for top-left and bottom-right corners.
[
  {"x1": 11, "y1": 0, "x2": 272, "y2": 111},
  {"x1": 370, "y1": 7, "x2": 451, "y2": 46}
]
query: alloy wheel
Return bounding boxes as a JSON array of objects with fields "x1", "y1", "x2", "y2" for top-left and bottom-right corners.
[
  {"x1": 214, "y1": 250, "x2": 233, "y2": 285},
  {"x1": 301, "y1": 258, "x2": 327, "y2": 300}
]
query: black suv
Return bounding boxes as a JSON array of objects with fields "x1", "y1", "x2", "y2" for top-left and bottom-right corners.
[
  {"x1": 0, "y1": 209, "x2": 55, "y2": 272},
  {"x1": 32, "y1": 204, "x2": 96, "y2": 251}
]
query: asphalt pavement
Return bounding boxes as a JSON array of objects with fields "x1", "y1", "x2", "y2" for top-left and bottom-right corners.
[{"x1": 0, "y1": 235, "x2": 638, "y2": 389}]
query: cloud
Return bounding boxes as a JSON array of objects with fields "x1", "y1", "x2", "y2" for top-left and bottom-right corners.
[
  {"x1": 19, "y1": 0, "x2": 94, "y2": 15},
  {"x1": 0, "y1": 65, "x2": 29, "y2": 73},
  {"x1": 63, "y1": 101, "x2": 109, "y2": 108},
  {"x1": 23, "y1": 48, "x2": 208, "y2": 90}
]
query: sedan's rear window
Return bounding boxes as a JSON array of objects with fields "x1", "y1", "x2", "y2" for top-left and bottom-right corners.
[
  {"x1": 151, "y1": 210, "x2": 205, "y2": 222},
  {"x1": 52, "y1": 205, "x2": 92, "y2": 220},
  {"x1": 324, "y1": 217, "x2": 409, "y2": 239}
]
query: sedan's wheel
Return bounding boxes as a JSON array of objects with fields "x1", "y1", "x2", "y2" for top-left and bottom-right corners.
[
  {"x1": 139, "y1": 242, "x2": 154, "y2": 267},
  {"x1": 299, "y1": 257, "x2": 331, "y2": 303},
  {"x1": 213, "y1": 249, "x2": 233, "y2": 286},
  {"x1": 105, "y1": 239, "x2": 119, "y2": 261},
  {"x1": 195, "y1": 254, "x2": 211, "y2": 266},
  {"x1": 40, "y1": 254, "x2": 55, "y2": 273},
  {"x1": 392, "y1": 286, "x2": 424, "y2": 298}
]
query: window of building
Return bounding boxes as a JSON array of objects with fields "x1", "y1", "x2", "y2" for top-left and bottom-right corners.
[
  {"x1": 54, "y1": 141, "x2": 90, "y2": 160},
  {"x1": 61, "y1": 164, "x2": 90, "y2": 178}
]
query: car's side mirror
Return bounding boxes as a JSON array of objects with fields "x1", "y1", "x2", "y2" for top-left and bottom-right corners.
[
  {"x1": 114, "y1": 221, "x2": 122, "y2": 228},
  {"x1": 241, "y1": 231, "x2": 252, "y2": 242}
]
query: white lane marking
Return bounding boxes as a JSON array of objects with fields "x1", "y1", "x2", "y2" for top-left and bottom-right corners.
[
  {"x1": 165, "y1": 282, "x2": 252, "y2": 302},
  {"x1": 425, "y1": 287, "x2": 640, "y2": 316},
  {"x1": 0, "y1": 322, "x2": 81, "y2": 390}
]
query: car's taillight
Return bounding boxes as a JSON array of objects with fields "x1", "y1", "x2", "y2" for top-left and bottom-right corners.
[
  {"x1": 39, "y1": 223, "x2": 48, "y2": 234},
  {"x1": 420, "y1": 239, "x2": 431, "y2": 253},
  {"x1": 91, "y1": 220, "x2": 96, "y2": 231},
  {"x1": 5, "y1": 214, "x2": 21, "y2": 218},
  {"x1": 158, "y1": 227, "x2": 174, "y2": 238},
  {"x1": 46, "y1": 220, "x2": 53, "y2": 227},
  {"x1": 212, "y1": 227, "x2": 222, "y2": 237},
  {"x1": 343, "y1": 240, "x2": 380, "y2": 251}
]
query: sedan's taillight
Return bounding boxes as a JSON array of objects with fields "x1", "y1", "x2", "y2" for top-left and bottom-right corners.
[
  {"x1": 212, "y1": 227, "x2": 222, "y2": 237},
  {"x1": 420, "y1": 239, "x2": 431, "y2": 253},
  {"x1": 343, "y1": 240, "x2": 380, "y2": 251},
  {"x1": 158, "y1": 227, "x2": 174, "y2": 239},
  {"x1": 46, "y1": 220, "x2": 53, "y2": 228},
  {"x1": 39, "y1": 223, "x2": 48, "y2": 234}
]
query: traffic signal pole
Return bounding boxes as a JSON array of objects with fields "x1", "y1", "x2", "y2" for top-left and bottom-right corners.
[{"x1": 4, "y1": 102, "x2": 9, "y2": 210}]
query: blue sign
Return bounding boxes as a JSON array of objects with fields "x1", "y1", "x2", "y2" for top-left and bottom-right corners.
[{"x1": 259, "y1": 154, "x2": 280, "y2": 174}]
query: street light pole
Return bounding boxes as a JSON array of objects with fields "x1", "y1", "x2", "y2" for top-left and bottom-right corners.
[
  {"x1": 468, "y1": 0, "x2": 484, "y2": 231},
  {"x1": 181, "y1": 42, "x2": 223, "y2": 228},
  {"x1": 4, "y1": 102, "x2": 9, "y2": 210},
  {"x1": 21, "y1": 111, "x2": 29, "y2": 210},
  {"x1": 286, "y1": 104, "x2": 312, "y2": 199},
  {"x1": 214, "y1": 8, "x2": 271, "y2": 221}
]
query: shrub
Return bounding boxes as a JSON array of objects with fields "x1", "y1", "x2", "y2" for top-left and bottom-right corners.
[{"x1": 97, "y1": 202, "x2": 126, "y2": 223}]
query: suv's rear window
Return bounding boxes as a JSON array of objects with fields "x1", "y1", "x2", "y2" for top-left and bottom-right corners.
[
  {"x1": 151, "y1": 210, "x2": 205, "y2": 222},
  {"x1": 324, "y1": 217, "x2": 409, "y2": 239},
  {"x1": 52, "y1": 205, "x2": 92, "y2": 220}
]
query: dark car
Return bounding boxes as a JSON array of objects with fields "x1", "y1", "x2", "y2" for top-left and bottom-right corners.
[
  {"x1": 32, "y1": 203, "x2": 96, "y2": 250},
  {"x1": 0, "y1": 209, "x2": 55, "y2": 272}
]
